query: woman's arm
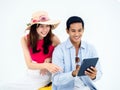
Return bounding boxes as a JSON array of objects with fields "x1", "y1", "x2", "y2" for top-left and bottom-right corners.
[
  {"x1": 51, "y1": 34, "x2": 60, "y2": 47},
  {"x1": 21, "y1": 36, "x2": 61, "y2": 73}
]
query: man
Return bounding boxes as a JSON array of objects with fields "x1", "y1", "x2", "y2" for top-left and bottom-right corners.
[{"x1": 52, "y1": 16, "x2": 102, "y2": 90}]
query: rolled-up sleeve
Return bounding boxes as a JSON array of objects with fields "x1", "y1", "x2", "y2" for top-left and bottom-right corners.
[{"x1": 89, "y1": 45, "x2": 103, "y2": 81}]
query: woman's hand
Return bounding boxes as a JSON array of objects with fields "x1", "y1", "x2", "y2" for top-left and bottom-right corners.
[
  {"x1": 43, "y1": 63, "x2": 62, "y2": 73},
  {"x1": 41, "y1": 58, "x2": 62, "y2": 74},
  {"x1": 44, "y1": 58, "x2": 52, "y2": 63},
  {"x1": 40, "y1": 58, "x2": 52, "y2": 75},
  {"x1": 40, "y1": 69, "x2": 48, "y2": 76},
  {"x1": 85, "y1": 66, "x2": 97, "y2": 80}
]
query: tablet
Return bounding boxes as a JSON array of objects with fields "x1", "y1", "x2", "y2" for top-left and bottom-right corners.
[{"x1": 77, "y1": 57, "x2": 98, "y2": 76}]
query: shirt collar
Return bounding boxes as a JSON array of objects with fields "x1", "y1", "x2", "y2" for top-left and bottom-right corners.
[{"x1": 66, "y1": 38, "x2": 85, "y2": 49}]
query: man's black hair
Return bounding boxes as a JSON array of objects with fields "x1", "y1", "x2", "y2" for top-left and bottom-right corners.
[{"x1": 66, "y1": 16, "x2": 84, "y2": 30}]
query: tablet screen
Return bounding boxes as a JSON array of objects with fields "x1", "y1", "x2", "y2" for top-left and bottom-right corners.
[{"x1": 77, "y1": 57, "x2": 98, "y2": 76}]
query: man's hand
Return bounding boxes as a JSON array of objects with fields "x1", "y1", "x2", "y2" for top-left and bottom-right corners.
[
  {"x1": 72, "y1": 65, "x2": 80, "y2": 77},
  {"x1": 85, "y1": 66, "x2": 97, "y2": 80}
]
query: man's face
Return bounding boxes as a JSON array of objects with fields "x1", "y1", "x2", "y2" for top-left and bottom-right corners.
[{"x1": 66, "y1": 22, "x2": 84, "y2": 44}]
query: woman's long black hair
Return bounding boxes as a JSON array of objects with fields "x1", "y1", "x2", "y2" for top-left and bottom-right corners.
[{"x1": 28, "y1": 24, "x2": 52, "y2": 54}]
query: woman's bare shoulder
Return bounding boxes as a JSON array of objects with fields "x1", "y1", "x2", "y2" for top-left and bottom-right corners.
[
  {"x1": 21, "y1": 34, "x2": 28, "y2": 44},
  {"x1": 51, "y1": 34, "x2": 60, "y2": 47}
]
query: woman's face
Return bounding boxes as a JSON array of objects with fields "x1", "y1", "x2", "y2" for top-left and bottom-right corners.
[{"x1": 36, "y1": 24, "x2": 51, "y2": 39}]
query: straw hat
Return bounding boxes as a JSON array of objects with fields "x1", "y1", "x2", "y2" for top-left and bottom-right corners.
[{"x1": 26, "y1": 11, "x2": 60, "y2": 30}]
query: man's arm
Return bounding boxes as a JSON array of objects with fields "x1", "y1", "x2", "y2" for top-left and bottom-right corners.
[{"x1": 89, "y1": 45, "x2": 103, "y2": 81}]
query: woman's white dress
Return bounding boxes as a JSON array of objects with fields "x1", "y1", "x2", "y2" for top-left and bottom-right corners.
[{"x1": 0, "y1": 69, "x2": 51, "y2": 90}]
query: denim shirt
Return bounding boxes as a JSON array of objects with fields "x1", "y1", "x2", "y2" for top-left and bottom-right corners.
[{"x1": 52, "y1": 38, "x2": 102, "y2": 90}]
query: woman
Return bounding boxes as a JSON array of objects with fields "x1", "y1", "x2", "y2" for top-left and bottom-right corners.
[
  {"x1": 21, "y1": 11, "x2": 62, "y2": 89},
  {"x1": 1, "y1": 11, "x2": 61, "y2": 90}
]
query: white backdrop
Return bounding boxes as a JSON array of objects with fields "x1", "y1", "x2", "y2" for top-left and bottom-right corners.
[{"x1": 0, "y1": 0, "x2": 120, "y2": 90}]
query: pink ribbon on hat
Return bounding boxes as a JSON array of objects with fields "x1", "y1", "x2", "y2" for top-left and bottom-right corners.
[{"x1": 32, "y1": 15, "x2": 49, "y2": 23}]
